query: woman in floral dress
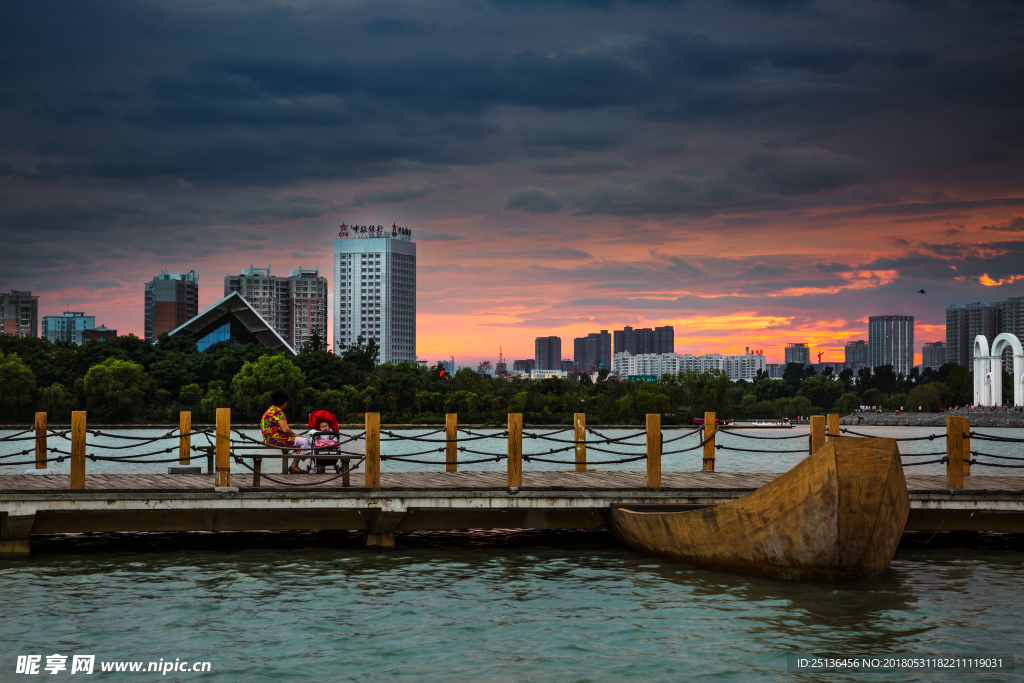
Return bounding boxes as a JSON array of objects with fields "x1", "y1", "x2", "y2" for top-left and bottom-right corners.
[{"x1": 261, "y1": 389, "x2": 310, "y2": 474}]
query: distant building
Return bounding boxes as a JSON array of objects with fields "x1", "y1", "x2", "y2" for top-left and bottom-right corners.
[
  {"x1": 784, "y1": 343, "x2": 810, "y2": 366},
  {"x1": 560, "y1": 359, "x2": 575, "y2": 372},
  {"x1": 922, "y1": 341, "x2": 946, "y2": 370},
  {"x1": 844, "y1": 340, "x2": 869, "y2": 370},
  {"x1": 613, "y1": 326, "x2": 674, "y2": 365},
  {"x1": 613, "y1": 348, "x2": 766, "y2": 381},
  {"x1": 82, "y1": 326, "x2": 117, "y2": 344},
  {"x1": 42, "y1": 311, "x2": 96, "y2": 345},
  {"x1": 531, "y1": 368, "x2": 566, "y2": 379},
  {"x1": 947, "y1": 296, "x2": 1024, "y2": 370},
  {"x1": 535, "y1": 336, "x2": 561, "y2": 370},
  {"x1": 1, "y1": 290, "x2": 39, "y2": 337},
  {"x1": 440, "y1": 358, "x2": 455, "y2": 375},
  {"x1": 512, "y1": 359, "x2": 535, "y2": 373},
  {"x1": 334, "y1": 227, "x2": 417, "y2": 364},
  {"x1": 868, "y1": 315, "x2": 914, "y2": 376},
  {"x1": 573, "y1": 330, "x2": 611, "y2": 372},
  {"x1": 225, "y1": 265, "x2": 328, "y2": 352},
  {"x1": 765, "y1": 363, "x2": 784, "y2": 379},
  {"x1": 169, "y1": 292, "x2": 294, "y2": 355},
  {"x1": 145, "y1": 270, "x2": 198, "y2": 342}
]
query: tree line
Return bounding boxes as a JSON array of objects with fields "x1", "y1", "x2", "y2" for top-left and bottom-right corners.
[{"x1": 0, "y1": 331, "x2": 982, "y2": 425}]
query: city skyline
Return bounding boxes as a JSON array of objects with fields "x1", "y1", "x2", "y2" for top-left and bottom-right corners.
[{"x1": 2, "y1": 2, "x2": 1022, "y2": 365}]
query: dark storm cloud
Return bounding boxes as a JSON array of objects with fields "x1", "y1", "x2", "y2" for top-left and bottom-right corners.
[
  {"x1": 505, "y1": 186, "x2": 564, "y2": 213},
  {"x1": 2, "y1": 0, "x2": 1024, "y2": 343}
]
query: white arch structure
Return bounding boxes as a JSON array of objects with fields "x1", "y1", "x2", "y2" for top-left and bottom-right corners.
[{"x1": 973, "y1": 333, "x2": 1024, "y2": 407}]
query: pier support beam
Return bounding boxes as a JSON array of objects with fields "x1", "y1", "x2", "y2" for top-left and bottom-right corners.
[
  {"x1": 0, "y1": 510, "x2": 35, "y2": 555},
  {"x1": 363, "y1": 505, "x2": 407, "y2": 548},
  {"x1": 446, "y1": 413, "x2": 457, "y2": 473},
  {"x1": 960, "y1": 416, "x2": 971, "y2": 478}
]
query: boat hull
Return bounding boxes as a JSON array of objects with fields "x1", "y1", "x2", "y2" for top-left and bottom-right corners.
[{"x1": 606, "y1": 438, "x2": 909, "y2": 582}]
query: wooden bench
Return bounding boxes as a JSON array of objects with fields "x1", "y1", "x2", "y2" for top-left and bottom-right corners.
[{"x1": 250, "y1": 448, "x2": 356, "y2": 488}]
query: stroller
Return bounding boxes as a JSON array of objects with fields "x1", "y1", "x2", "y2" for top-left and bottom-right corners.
[{"x1": 305, "y1": 408, "x2": 345, "y2": 474}]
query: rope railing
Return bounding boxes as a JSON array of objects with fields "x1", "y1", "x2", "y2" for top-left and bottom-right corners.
[{"x1": 4, "y1": 412, "x2": 1021, "y2": 495}]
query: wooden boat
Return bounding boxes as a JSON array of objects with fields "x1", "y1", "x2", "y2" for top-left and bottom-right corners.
[{"x1": 607, "y1": 438, "x2": 909, "y2": 582}]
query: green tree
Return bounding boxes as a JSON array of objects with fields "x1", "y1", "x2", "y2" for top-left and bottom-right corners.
[
  {"x1": 835, "y1": 392, "x2": 860, "y2": 415},
  {"x1": 231, "y1": 355, "x2": 306, "y2": 421},
  {"x1": 200, "y1": 380, "x2": 229, "y2": 421},
  {"x1": 945, "y1": 365, "x2": 973, "y2": 406},
  {"x1": 178, "y1": 383, "x2": 204, "y2": 409},
  {"x1": 0, "y1": 353, "x2": 36, "y2": 420},
  {"x1": 907, "y1": 383, "x2": 946, "y2": 412},
  {"x1": 37, "y1": 382, "x2": 76, "y2": 421},
  {"x1": 83, "y1": 358, "x2": 150, "y2": 422}
]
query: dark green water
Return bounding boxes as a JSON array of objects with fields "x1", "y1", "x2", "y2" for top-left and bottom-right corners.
[{"x1": 2, "y1": 531, "x2": 1022, "y2": 682}]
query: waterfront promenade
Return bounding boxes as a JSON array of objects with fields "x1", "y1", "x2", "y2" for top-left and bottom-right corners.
[{"x1": 3, "y1": 410, "x2": 1024, "y2": 553}]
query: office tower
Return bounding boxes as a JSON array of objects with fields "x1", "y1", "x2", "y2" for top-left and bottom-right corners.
[
  {"x1": 560, "y1": 359, "x2": 575, "y2": 372},
  {"x1": 868, "y1": 315, "x2": 914, "y2": 376},
  {"x1": 0, "y1": 290, "x2": 39, "y2": 337},
  {"x1": 535, "y1": 336, "x2": 562, "y2": 370},
  {"x1": 42, "y1": 311, "x2": 96, "y2": 345},
  {"x1": 784, "y1": 343, "x2": 810, "y2": 365},
  {"x1": 333, "y1": 223, "x2": 416, "y2": 363},
  {"x1": 440, "y1": 358, "x2": 455, "y2": 375},
  {"x1": 922, "y1": 341, "x2": 946, "y2": 370},
  {"x1": 512, "y1": 359, "x2": 535, "y2": 373},
  {"x1": 844, "y1": 340, "x2": 868, "y2": 370},
  {"x1": 145, "y1": 270, "x2": 198, "y2": 341},
  {"x1": 573, "y1": 330, "x2": 612, "y2": 372},
  {"x1": 225, "y1": 265, "x2": 328, "y2": 350}
]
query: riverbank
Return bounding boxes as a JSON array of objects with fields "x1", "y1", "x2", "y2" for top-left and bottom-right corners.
[{"x1": 841, "y1": 412, "x2": 1024, "y2": 427}]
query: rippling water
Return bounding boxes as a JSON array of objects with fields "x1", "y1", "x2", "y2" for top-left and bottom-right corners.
[
  {"x1": 2, "y1": 530, "x2": 1023, "y2": 682},
  {"x1": 3, "y1": 425, "x2": 1023, "y2": 477}
]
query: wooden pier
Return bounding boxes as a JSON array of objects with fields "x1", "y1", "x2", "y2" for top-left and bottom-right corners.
[
  {"x1": 2, "y1": 471, "x2": 1023, "y2": 553},
  {"x1": 3, "y1": 409, "x2": 1023, "y2": 554}
]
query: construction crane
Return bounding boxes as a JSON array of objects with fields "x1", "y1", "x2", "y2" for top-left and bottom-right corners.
[
  {"x1": 816, "y1": 351, "x2": 823, "y2": 364},
  {"x1": 496, "y1": 346, "x2": 508, "y2": 376}
]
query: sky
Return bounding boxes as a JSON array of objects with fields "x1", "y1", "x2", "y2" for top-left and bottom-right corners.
[{"x1": 2, "y1": 0, "x2": 1023, "y2": 365}]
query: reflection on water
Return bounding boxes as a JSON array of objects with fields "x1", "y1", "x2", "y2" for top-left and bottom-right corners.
[{"x1": 3, "y1": 530, "x2": 1022, "y2": 682}]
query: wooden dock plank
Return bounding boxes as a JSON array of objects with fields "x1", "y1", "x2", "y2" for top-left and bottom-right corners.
[{"x1": 3, "y1": 471, "x2": 1023, "y2": 494}]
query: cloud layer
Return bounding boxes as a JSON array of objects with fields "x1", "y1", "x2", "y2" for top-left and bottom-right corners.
[{"x1": 1, "y1": 0, "x2": 1023, "y2": 363}]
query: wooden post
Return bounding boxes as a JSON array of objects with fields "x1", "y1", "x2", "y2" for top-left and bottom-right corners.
[
  {"x1": 34, "y1": 412, "x2": 47, "y2": 469},
  {"x1": 445, "y1": 413, "x2": 457, "y2": 473},
  {"x1": 574, "y1": 412, "x2": 587, "y2": 471},
  {"x1": 215, "y1": 408, "x2": 230, "y2": 488},
  {"x1": 961, "y1": 415, "x2": 971, "y2": 477},
  {"x1": 70, "y1": 411, "x2": 86, "y2": 489},
  {"x1": 365, "y1": 413, "x2": 380, "y2": 489},
  {"x1": 702, "y1": 411, "x2": 716, "y2": 472},
  {"x1": 507, "y1": 413, "x2": 523, "y2": 488},
  {"x1": 810, "y1": 415, "x2": 826, "y2": 453},
  {"x1": 826, "y1": 413, "x2": 840, "y2": 441},
  {"x1": 647, "y1": 413, "x2": 661, "y2": 490},
  {"x1": 946, "y1": 416, "x2": 963, "y2": 491},
  {"x1": 179, "y1": 411, "x2": 191, "y2": 465}
]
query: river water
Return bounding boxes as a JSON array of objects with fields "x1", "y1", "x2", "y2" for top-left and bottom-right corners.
[{"x1": 2, "y1": 427, "x2": 1023, "y2": 681}]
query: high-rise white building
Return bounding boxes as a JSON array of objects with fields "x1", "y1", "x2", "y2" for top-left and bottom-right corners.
[
  {"x1": 224, "y1": 266, "x2": 328, "y2": 350},
  {"x1": 333, "y1": 223, "x2": 416, "y2": 363}
]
